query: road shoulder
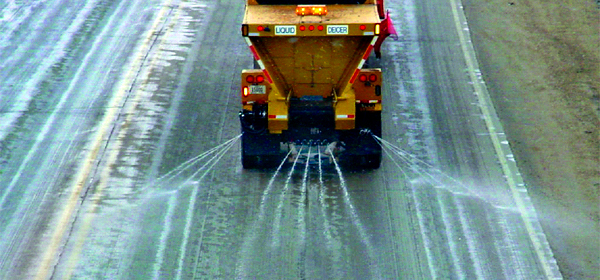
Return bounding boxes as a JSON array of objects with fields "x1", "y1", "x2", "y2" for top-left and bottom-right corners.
[{"x1": 461, "y1": 0, "x2": 600, "y2": 278}]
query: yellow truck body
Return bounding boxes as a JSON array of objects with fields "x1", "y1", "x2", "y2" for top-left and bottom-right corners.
[{"x1": 239, "y1": 0, "x2": 395, "y2": 168}]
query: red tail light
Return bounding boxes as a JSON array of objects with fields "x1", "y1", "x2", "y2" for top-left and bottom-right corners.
[
  {"x1": 246, "y1": 75, "x2": 255, "y2": 83},
  {"x1": 369, "y1": 74, "x2": 377, "y2": 82},
  {"x1": 360, "y1": 25, "x2": 366, "y2": 31},
  {"x1": 359, "y1": 74, "x2": 367, "y2": 82},
  {"x1": 256, "y1": 75, "x2": 264, "y2": 83}
]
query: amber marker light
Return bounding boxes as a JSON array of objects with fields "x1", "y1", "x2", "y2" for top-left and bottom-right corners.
[{"x1": 296, "y1": 5, "x2": 327, "y2": 16}]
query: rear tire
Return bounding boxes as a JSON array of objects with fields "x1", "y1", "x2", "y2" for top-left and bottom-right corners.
[
  {"x1": 339, "y1": 154, "x2": 381, "y2": 170},
  {"x1": 242, "y1": 154, "x2": 281, "y2": 169},
  {"x1": 339, "y1": 111, "x2": 382, "y2": 169},
  {"x1": 241, "y1": 153, "x2": 259, "y2": 169},
  {"x1": 362, "y1": 154, "x2": 382, "y2": 169},
  {"x1": 241, "y1": 131, "x2": 283, "y2": 169}
]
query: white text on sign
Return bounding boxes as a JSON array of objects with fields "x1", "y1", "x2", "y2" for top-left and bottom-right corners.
[
  {"x1": 327, "y1": 25, "x2": 349, "y2": 35},
  {"x1": 275, "y1": 25, "x2": 296, "y2": 35}
]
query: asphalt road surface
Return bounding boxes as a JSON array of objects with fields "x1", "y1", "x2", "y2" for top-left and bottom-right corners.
[{"x1": 0, "y1": 0, "x2": 563, "y2": 279}]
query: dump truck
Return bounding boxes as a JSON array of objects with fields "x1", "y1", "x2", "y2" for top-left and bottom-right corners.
[{"x1": 239, "y1": 0, "x2": 396, "y2": 169}]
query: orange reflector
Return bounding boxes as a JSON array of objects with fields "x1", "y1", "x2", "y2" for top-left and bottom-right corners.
[
  {"x1": 375, "y1": 23, "x2": 380, "y2": 35},
  {"x1": 296, "y1": 5, "x2": 327, "y2": 16},
  {"x1": 243, "y1": 86, "x2": 249, "y2": 97}
]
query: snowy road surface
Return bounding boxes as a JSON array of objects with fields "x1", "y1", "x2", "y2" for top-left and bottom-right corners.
[{"x1": 0, "y1": 0, "x2": 562, "y2": 279}]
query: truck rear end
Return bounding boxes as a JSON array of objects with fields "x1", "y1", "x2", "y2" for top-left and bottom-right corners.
[{"x1": 239, "y1": 0, "x2": 395, "y2": 169}]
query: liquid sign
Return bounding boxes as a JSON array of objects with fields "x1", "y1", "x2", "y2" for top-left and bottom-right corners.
[{"x1": 275, "y1": 26, "x2": 296, "y2": 35}]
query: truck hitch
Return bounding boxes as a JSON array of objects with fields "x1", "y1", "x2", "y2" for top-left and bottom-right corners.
[{"x1": 239, "y1": 104, "x2": 267, "y2": 133}]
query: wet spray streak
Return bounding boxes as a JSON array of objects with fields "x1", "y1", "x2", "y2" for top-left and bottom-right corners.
[
  {"x1": 152, "y1": 193, "x2": 178, "y2": 280},
  {"x1": 296, "y1": 145, "x2": 311, "y2": 279},
  {"x1": 152, "y1": 135, "x2": 241, "y2": 187},
  {"x1": 483, "y1": 208, "x2": 515, "y2": 280},
  {"x1": 375, "y1": 135, "x2": 450, "y2": 185},
  {"x1": 329, "y1": 150, "x2": 382, "y2": 279},
  {"x1": 134, "y1": 136, "x2": 242, "y2": 203},
  {"x1": 235, "y1": 148, "x2": 293, "y2": 279},
  {"x1": 174, "y1": 137, "x2": 237, "y2": 280},
  {"x1": 374, "y1": 135, "x2": 507, "y2": 209},
  {"x1": 434, "y1": 189, "x2": 465, "y2": 278},
  {"x1": 454, "y1": 196, "x2": 485, "y2": 279},
  {"x1": 271, "y1": 145, "x2": 304, "y2": 248},
  {"x1": 317, "y1": 147, "x2": 342, "y2": 279},
  {"x1": 375, "y1": 135, "x2": 526, "y2": 278},
  {"x1": 373, "y1": 136, "x2": 437, "y2": 277},
  {"x1": 494, "y1": 208, "x2": 525, "y2": 279},
  {"x1": 374, "y1": 137, "x2": 449, "y2": 277}
]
